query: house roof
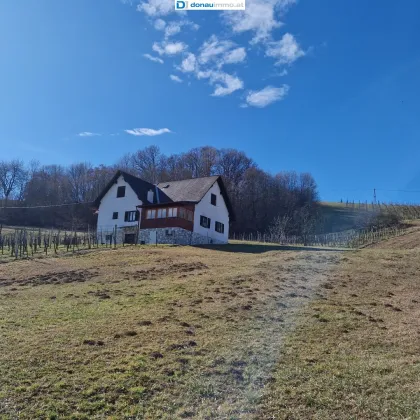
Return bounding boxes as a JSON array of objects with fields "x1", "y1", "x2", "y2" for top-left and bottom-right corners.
[
  {"x1": 156, "y1": 176, "x2": 235, "y2": 220},
  {"x1": 157, "y1": 176, "x2": 219, "y2": 203},
  {"x1": 93, "y1": 170, "x2": 169, "y2": 207},
  {"x1": 94, "y1": 171, "x2": 235, "y2": 220}
]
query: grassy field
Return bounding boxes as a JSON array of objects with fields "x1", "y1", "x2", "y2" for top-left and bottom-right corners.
[
  {"x1": 259, "y1": 230, "x2": 420, "y2": 419},
  {"x1": 0, "y1": 234, "x2": 419, "y2": 419},
  {"x1": 0, "y1": 242, "x2": 340, "y2": 419}
]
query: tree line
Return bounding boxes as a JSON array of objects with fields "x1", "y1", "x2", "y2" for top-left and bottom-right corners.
[{"x1": 0, "y1": 146, "x2": 319, "y2": 235}]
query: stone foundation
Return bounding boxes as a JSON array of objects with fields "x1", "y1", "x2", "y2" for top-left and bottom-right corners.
[
  {"x1": 97, "y1": 226, "x2": 226, "y2": 245},
  {"x1": 139, "y1": 227, "x2": 226, "y2": 245}
]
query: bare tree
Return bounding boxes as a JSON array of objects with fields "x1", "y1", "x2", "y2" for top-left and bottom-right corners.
[
  {"x1": 0, "y1": 159, "x2": 27, "y2": 207},
  {"x1": 130, "y1": 145, "x2": 162, "y2": 183}
]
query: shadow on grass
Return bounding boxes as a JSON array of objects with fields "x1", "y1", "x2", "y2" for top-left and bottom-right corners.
[{"x1": 196, "y1": 243, "x2": 349, "y2": 254}]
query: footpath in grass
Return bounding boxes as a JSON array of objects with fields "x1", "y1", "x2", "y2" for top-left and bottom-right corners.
[{"x1": 258, "y1": 245, "x2": 420, "y2": 419}]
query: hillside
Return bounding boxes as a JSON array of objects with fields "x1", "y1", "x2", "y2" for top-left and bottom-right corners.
[
  {"x1": 318, "y1": 202, "x2": 374, "y2": 233},
  {"x1": 318, "y1": 201, "x2": 420, "y2": 233},
  {"x1": 1, "y1": 232, "x2": 420, "y2": 418}
]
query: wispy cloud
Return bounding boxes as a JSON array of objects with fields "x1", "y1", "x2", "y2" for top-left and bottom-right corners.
[
  {"x1": 244, "y1": 85, "x2": 290, "y2": 107},
  {"x1": 223, "y1": 0, "x2": 296, "y2": 44},
  {"x1": 178, "y1": 53, "x2": 197, "y2": 73},
  {"x1": 125, "y1": 128, "x2": 172, "y2": 136},
  {"x1": 199, "y1": 35, "x2": 236, "y2": 64},
  {"x1": 137, "y1": 0, "x2": 174, "y2": 16},
  {"x1": 153, "y1": 41, "x2": 187, "y2": 56},
  {"x1": 198, "y1": 70, "x2": 244, "y2": 96},
  {"x1": 170, "y1": 74, "x2": 183, "y2": 83},
  {"x1": 155, "y1": 20, "x2": 199, "y2": 38},
  {"x1": 78, "y1": 132, "x2": 101, "y2": 137},
  {"x1": 154, "y1": 18, "x2": 166, "y2": 30},
  {"x1": 129, "y1": 0, "x2": 304, "y2": 106},
  {"x1": 143, "y1": 53, "x2": 164, "y2": 64},
  {"x1": 266, "y1": 33, "x2": 305, "y2": 65},
  {"x1": 223, "y1": 47, "x2": 247, "y2": 65}
]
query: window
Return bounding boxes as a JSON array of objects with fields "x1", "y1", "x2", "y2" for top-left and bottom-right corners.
[
  {"x1": 179, "y1": 208, "x2": 193, "y2": 221},
  {"x1": 215, "y1": 221, "x2": 225, "y2": 234},
  {"x1": 124, "y1": 211, "x2": 139, "y2": 222},
  {"x1": 105, "y1": 234, "x2": 112, "y2": 242},
  {"x1": 147, "y1": 209, "x2": 156, "y2": 219},
  {"x1": 200, "y1": 215, "x2": 211, "y2": 228},
  {"x1": 168, "y1": 208, "x2": 178, "y2": 218},
  {"x1": 112, "y1": 212, "x2": 118, "y2": 220},
  {"x1": 157, "y1": 208, "x2": 167, "y2": 218},
  {"x1": 187, "y1": 210, "x2": 193, "y2": 221},
  {"x1": 117, "y1": 186, "x2": 126, "y2": 198},
  {"x1": 211, "y1": 193, "x2": 217, "y2": 206}
]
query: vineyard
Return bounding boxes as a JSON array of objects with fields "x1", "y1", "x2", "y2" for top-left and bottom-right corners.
[
  {"x1": 0, "y1": 226, "x2": 139, "y2": 261},
  {"x1": 230, "y1": 225, "x2": 409, "y2": 248},
  {"x1": 1, "y1": 202, "x2": 419, "y2": 260}
]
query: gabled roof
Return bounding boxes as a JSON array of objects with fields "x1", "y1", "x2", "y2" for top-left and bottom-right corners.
[
  {"x1": 94, "y1": 171, "x2": 235, "y2": 220},
  {"x1": 157, "y1": 176, "x2": 219, "y2": 203},
  {"x1": 93, "y1": 170, "x2": 169, "y2": 207},
  {"x1": 157, "y1": 176, "x2": 235, "y2": 220}
]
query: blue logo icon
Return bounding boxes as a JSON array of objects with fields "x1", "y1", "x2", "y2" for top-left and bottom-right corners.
[{"x1": 176, "y1": 0, "x2": 186, "y2": 8}]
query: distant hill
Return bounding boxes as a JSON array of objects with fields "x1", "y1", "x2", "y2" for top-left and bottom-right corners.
[
  {"x1": 317, "y1": 201, "x2": 420, "y2": 234},
  {"x1": 318, "y1": 202, "x2": 379, "y2": 233}
]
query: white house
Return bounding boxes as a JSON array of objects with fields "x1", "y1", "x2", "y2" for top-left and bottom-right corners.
[{"x1": 94, "y1": 170, "x2": 234, "y2": 245}]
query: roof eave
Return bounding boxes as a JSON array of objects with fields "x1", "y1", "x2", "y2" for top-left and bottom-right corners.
[{"x1": 137, "y1": 201, "x2": 197, "y2": 208}]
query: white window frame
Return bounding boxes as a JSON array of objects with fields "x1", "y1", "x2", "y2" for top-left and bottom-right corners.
[
  {"x1": 157, "y1": 208, "x2": 167, "y2": 219},
  {"x1": 168, "y1": 208, "x2": 178, "y2": 218}
]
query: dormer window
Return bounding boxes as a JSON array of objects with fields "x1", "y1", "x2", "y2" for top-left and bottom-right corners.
[{"x1": 117, "y1": 186, "x2": 126, "y2": 198}]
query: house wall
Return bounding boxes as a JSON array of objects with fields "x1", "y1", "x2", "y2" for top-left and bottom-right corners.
[
  {"x1": 97, "y1": 175, "x2": 142, "y2": 233},
  {"x1": 193, "y1": 181, "x2": 229, "y2": 244}
]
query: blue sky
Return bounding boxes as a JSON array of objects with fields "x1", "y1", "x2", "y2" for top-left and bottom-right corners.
[{"x1": 0, "y1": 0, "x2": 419, "y2": 203}]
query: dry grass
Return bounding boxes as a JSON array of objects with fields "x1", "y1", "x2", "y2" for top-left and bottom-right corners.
[
  {"x1": 259, "y1": 241, "x2": 420, "y2": 419},
  {"x1": 0, "y1": 243, "x2": 340, "y2": 419},
  {"x1": 2, "y1": 234, "x2": 420, "y2": 419}
]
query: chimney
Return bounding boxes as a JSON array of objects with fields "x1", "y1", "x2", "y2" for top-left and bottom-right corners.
[{"x1": 147, "y1": 189, "x2": 154, "y2": 203}]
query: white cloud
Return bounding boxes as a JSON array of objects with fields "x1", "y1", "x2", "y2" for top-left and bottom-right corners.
[
  {"x1": 162, "y1": 20, "x2": 199, "y2": 38},
  {"x1": 125, "y1": 128, "x2": 172, "y2": 136},
  {"x1": 179, "y1": 53, "x2": 197, "y2": 72},
  {"x1": 153, "y1": 41, "x2": 187, "y2": 55},
  {"x1": 266, "y1": 33, "x2": 305, "y2": 65},
  {"x1": 143, "y1": 53, "x2": 164, "y2": 64},
  {"x1": 165, "y1": 22, "x2": 182, "y2": 37},
  {"x1": 198, "y1": 70, "x2": 244, "y2": 96},
  {"x1": 223, "y1": 0, "x2": 296, "y2": 43},
  {"x1": 223, "y1": 47, "x2": 247, "y2": 64},
  {"x1": 137, "y1": 0, "x2": 174, "y2": 16},
  {"x1": 170, "y1": 74, "x2": 183, "y2": 83},
  {"x1": 197, "y1": 36, "x2": 247, "y2": 70},
  {"x1": 78, "y1": 132, "x2": 100, "y2": 137},
  {"x1": 245, "y1": 84, "x2": 289, "y2": 107},
  {"x1": 199, "y1": 35, "x2": 236, "y2": 64},
  {"x1": 154, "y1": 18, "x2": 166, "y2": 30}
]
